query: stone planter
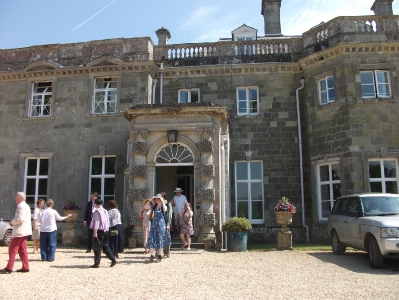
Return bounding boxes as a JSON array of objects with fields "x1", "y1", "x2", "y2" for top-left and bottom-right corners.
[
  {"x1": 63, "y1": 210, "x2": 80, "y2": 223},
  {"x1": 226, "y1": 232, "x2": 248, "y2": 252},
  {"x1": 128, "y1": 238, "x2": 137, "y2": 248},
  {"x1": 275, "y1": 211, "x2": 293, "y2": 226},
  {"x1": 275, "y1": 211, "x2": 294, "y2": 250},
  {"x1": 203, "y1": 239, "x2": 214, "y2": 250}
]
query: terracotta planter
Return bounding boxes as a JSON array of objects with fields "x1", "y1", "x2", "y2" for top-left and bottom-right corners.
[
  {"x1": 63, "y1": 210, "x2": 80, "y2": 222},
  {"x1": 274, "y1": 211, "x2": 293, "y2": 226}
]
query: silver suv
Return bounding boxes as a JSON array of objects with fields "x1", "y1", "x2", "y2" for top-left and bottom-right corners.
[{"x1": 327, "y1": 193, "x2": 399, "y2": 268}]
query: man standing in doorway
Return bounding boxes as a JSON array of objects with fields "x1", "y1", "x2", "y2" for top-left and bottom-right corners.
[
  {"x1": 83, "y1": 192, "x2": 98, "y2": 253},
  {"x1": 0, "y1": 192, "x2": 32, "y2": 274},
  {"x1": 173, "y1": 187, "x2": 187, "y2": 236}
]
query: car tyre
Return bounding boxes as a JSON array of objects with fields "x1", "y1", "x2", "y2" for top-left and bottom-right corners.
[
  {"x1": 367, "y1": 236, "x2": 384, "y2": 269},
  {"x1": 331, "y1": 230, "x2": 346, "y2": 255}
]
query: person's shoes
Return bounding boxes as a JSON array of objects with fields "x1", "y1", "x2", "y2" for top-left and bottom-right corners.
[
  {"x1": 145, "y1": 255, "x2": 154, "y2": 263},
  {"x1": 110, "y1": 260, "x2": 117, "y2": 267},
  {"x1": 163, "y1": 254, "x2": 169, "y2": 258},
  {"x1": 89, "y1": 264, "x2": 99, "y2": 268},
  {"x1": 17, "y1": 269, "x2": 29, "y2": 272},
  {"x1": 85, "y1": 250, "x2": 91, "y2": 253},
  {"x1": 33, "y1": 251, "x2": 39, "y2": 254},
  {"x1": 154, "y1": 255, "x2": 162, "y2": 263},
  {"x1": 0, "y1": 268, "x2": 12, "y2": 274}
]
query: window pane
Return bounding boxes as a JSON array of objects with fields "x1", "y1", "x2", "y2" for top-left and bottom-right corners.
[
  {"x1": 26, "y1": 179, "x2": 36, "y2": 195},
  {"x1": 38, "y1": 179, "x2": 47, "y2": 195},
  {"x1": 375, "y1": 71, "x2": 388, "y2": 84},
  {"x1": 331, "y1": 164, "x2": 340, "y2": 180},
  {"x1": 360, "y1": 72, "x2": 374, "y2": 84},
  {"x1": 251, "y1": 201, "x2": 263, "y2": 219},
  {"x1": 104, "y1": 157, "x2": 116, "y2": 174},
  {"x1": 385, "y1": 181, "x2": 398, "y2": 194},
  {"x1": 39, "y1": 159, "x2": 49, "y2": 175},
  {"x1": 250, "y1": 162, "x2": 262, "y2": 179},
  {"x1": 377, "y1": 83, "x2": 390, "y2": 96},
  {"x1": 91, "y1": 178, "x2": 101, "y2": 194},
  {"x1": 320, "y1": 91, "x2": 327, "y2": 104},
  {"x1": 384, "y1": 160, "x2": 396, "y2": 178},
  {"x1": 327, "y1": 76, "x2": 334, "y2": 89},
  {"x1": 319, "y1": 165, "x2": 329, "y2": 182},
  {"x1": 91, "y1": 158, "x2": 102, "y2": 175},
  {"x1": 191, "y1": 90, "x2": 199, "y2": 103},
  {"x1": 320, "y1": 184, "x2": 331, "y2": 200},
  {"x1": 319, "y1": 80, "x2": 326, "y2": 92},
  {"x1": 361, "y1": 85, "x2": 375, "y2": 97},
  {"x1": 238, "y1": 89, "x2": 247, "y2": 100},
  {"x1": 179, "y1": 91, "x2": 189, "y2": 103},
  {"x1": 236, "y1": 162, "x2": 248, "y2": 180},
  {"x1": 104, "y1": 178, "x2": 115, "y2": 195},
  {"x1": 249, "y1": 100, "x2": 258, "y2": 113},
  {"x1": 321, "y1": 201, "x2": 332, "y2": 218},
  {"x1": 251, "y1": 183, "x2": 263, "y2": 200},
  {"x1": 369, "y1": 161, "x2": 381, "y2": 178},
  {"x1": 370, "y1": 181, "x2": 382, "y2": 192},
  {"x1": 237, "y1": 201, "x2": 248, "y2": 218},
  {"x1": 328, "y1": 89, "x2": 335, "y2": 101},
  {"x1": 249, "y1": 89, "x2": 258, "y2": 100},
  {"x1": 27, "y1": 159, "x2": 37, "y2": 176},
  {"x1": 236, "y1": 183, "x2": 248, "y2": 200}
]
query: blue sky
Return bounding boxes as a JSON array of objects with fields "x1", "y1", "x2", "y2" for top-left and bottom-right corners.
[{"x1": 0, "y1": 0, "x2": 398, "y2": 49}]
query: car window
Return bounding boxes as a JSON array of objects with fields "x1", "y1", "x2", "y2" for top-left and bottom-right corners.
[
  {"x1": 331, "y1": 199, "x2": 341, "y2": 215},
  {"x1": 362, "y1": 196, "x2": 399, "y2": 215},
  {"x1": 337, "y1": 198, "x2": 360, "y2": 216}
]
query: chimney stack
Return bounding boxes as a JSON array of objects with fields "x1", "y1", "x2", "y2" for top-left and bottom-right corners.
[
  {"x1": 261, "y1": 0, "x2": 282, "y2": 36},
  {"x1": 371, "y1": 0, "x2": 394, "y2": 15},
  {"x1": 155, "y1": 27, "x2": 171, "y2": 45}
]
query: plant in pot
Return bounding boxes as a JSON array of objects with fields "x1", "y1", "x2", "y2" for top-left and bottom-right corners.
[
  {"x1": 222, "y1": 217, "x2": 252, "y2": 252},
  {"x1": 274, "y1": 196, "x2": 296, "y2": 250},
  {"x1": 62, "y1": 197, "x2": 81, "y2": 222},
  {"x1": 202, "y1": 234, "x2": 215, "y2": 250}
]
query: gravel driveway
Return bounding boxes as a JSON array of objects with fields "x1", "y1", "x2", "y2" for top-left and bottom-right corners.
[{"x1": 0, "y1": 247, "x2": 398, "y2": 300}]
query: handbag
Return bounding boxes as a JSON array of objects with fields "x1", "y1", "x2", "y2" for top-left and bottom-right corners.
[
  {"x1": 110, "y1": 230, "x2": 119, "y2": 236},
  {"x1": 92, "y1": 238, "x2": 102, "y2": 251}
]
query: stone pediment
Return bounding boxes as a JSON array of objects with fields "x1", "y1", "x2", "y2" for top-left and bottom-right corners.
[
  {"x1": 86, "y1": 56, "x2": 123, "y2": 67},
  {"x1": 232, "y1": 24, "x2": 258, "y2": 40},
  {"x1": 23, "y1": 61, "x2": 60, "y2": 72}
]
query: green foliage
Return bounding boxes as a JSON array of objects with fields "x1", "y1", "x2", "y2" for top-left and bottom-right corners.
[
  {"x1": 222, "y1": 217, "x2": 252, "y2": 232},
  {"x1": 202, "y1": 234, "x2": 215, "y2": 241}
]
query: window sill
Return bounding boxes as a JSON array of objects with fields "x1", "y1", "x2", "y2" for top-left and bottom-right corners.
[
  {"x1": 357, "y1": 97, "x2": 396, "y2": 104},
  {"x1": 23, "y1": 116, "x2": 55, "y2": 121},
  {"x1": 234, "y1": 114, "x2": 261, "y2": 119},
  {"x1": 86, "y1": 113, "x2": 121, "y2": 118}
]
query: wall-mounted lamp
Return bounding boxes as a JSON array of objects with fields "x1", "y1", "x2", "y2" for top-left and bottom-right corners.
[{"x1": 167, "y1": 130, "x2": 178, "y2": 143}]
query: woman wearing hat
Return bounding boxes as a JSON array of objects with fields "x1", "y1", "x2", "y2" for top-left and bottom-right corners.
[{"x1": 144, "y1": 194, "x2": 168, "y2": 263}]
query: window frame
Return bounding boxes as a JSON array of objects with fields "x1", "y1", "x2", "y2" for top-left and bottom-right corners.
[
  {"x1": 316, "y1": 161, "x2": 342, "y2": 221},
  {"x1": 178, "y1": 88, "x2": 200, "y2": 103},
  {"x1": 368, "y1": 158, "x2": 399, "y2": 193},
  {"x1": 318, "y1": 75, "x2": 335, "y2": 105},
  {"x1": 89, "y1": 155, "x2": 116, "y2": 201},
  {"x1": 360, "y1": 70, "x2": 391, "y2": 98},
  {"x1": 25, "y1": 77, "x2": 57, "y2": 119},
  {"x1": 88, "y1": 73, "x2": 121, "y2": 116},
  {"x1": 234, "y1": 160, "x2": 264, "y2": 224},
  {"x1": 236, "y1": 86, "x2": 259, "y2": 116},
  {"x1": 92, "y1": 76, "x2": 118, "y2": 114}
]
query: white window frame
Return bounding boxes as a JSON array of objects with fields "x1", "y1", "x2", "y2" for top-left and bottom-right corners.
[
  {"x1": 178, "y1": 89, "x2": 200, "y2": 103},
  {"x1": 235, "y1": 161, "x2": 264, "y2": 223},
  {"x1": 29, "y1": 81, "x2": 52, "y2": 117},
  {"x1": 317, "y1": 161, "x2": 341, "y2": 221},
  {"x1": 89, "y1": 156, "x2": 116, "y2": 201},
  {"x1": 92, "y1": 77, "x2": 118, "y2": 114},
  {"x1": 318, "y1": 75, "x2": 335, "y2": 104},
  {"x1": 360, "y1": 70, "x2": 391, "y2": 98},
  {"x1": 368, "y1": 158, "x2": 399, "y2": 193},
  {"x1": 235, "y1": 37, "x2": 255, "y2": 55},
  {"x1": 236, "y1": 86, "x2": 259, "y2": 116},
  {"x1": 24, "y1": 158, "x2": 50, "y2": 215}
]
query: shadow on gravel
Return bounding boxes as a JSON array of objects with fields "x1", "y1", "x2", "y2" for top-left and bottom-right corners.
[{"x1": 307, "y1": 251, "x2": 399, "y2": 274}]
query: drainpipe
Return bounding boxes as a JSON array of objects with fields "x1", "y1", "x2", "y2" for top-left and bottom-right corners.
[
  {"x1": 152, "y1": 79, "x2": 158, "y2": 104},
  {"x1": 220, "y1": 135, "x2": 229, "y2": 249},
  {"x1": 159, "y1": 63, "x2": 164, "y2": 104},
  {"x1": 296, "y1": 79, "x2": 310, "y2": 242}
]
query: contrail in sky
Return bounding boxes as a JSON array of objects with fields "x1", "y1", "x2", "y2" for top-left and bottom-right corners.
[{"x1": 72, "y1": 0, "x2": 118, "y2": 31}]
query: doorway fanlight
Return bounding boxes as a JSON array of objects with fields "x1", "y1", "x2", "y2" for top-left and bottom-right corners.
[{"x1": 167, "y1": 130, "x2": 178, "y2": 143}]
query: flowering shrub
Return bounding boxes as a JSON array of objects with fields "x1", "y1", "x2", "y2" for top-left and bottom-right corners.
[
  {"x1": 62, "y1": 198, "x2": 81, "y2": 210},
  {"x1": 274, "y1": 197, "x2": 296, "y2": 213}
]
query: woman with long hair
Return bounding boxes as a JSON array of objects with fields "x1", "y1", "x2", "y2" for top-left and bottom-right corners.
[{"x1": 179, "y1": 203, "x2": 194, "y2": 250}]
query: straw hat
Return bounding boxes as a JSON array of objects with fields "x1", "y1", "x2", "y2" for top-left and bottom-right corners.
[{"x1": 174, "y1": 187, "x2": 183, "y2": 193}]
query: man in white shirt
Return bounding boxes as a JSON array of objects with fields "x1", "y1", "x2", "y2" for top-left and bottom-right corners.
[
  {"x1": 173, "y1": 187, "x2": 188, "y2": 235},
  {"x1": 0, "y1": 192, "x2": 32, "y2": 274}
]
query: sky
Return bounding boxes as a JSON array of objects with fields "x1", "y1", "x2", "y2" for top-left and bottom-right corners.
[{"x1": 0, "y1": 0, "x2": 398, "y2": 50}]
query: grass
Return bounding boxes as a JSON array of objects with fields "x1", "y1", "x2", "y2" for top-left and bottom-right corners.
[{"x1": 249, "y1": 243, "x2": 332, "y2": 252}]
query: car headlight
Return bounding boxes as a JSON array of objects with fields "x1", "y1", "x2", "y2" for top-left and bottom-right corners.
[{"x1": 380, "y1": 227, "x2": 399, "y2": 238}]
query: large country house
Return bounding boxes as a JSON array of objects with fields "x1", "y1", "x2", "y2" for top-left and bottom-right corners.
[{"x1": 1, "y1": 0, "x2": 398, "y2": 246}]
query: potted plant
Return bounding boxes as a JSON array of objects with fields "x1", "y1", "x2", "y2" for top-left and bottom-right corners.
[
  {"x1": 202, "y1": 234, "x2": 215, "y2": 250},
  {"x1": 62, "y1": 197, "x2": 81, "y2": 222},
  {"x1": 274, "y1": 196, "x2": 296, "y2": 226},
  {"x1": 222, "y1": 217, "x2": 252, "y2": 252}
]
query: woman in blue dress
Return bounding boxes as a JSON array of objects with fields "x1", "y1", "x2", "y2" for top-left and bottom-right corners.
[{"x1": 145, "y1": 194, "x2": 170, "y2": 263}]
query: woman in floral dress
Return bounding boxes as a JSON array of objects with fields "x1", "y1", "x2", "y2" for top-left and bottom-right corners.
[
  {"x1": 144, "y1": 194, "x2": 169, "y2": 263},
  {"x1": 179, "y1": 203, "x2": 194, "y2": 250}
]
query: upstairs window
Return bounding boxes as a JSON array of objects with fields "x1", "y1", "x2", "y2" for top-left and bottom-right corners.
[
  {"x1": 237, "y1": 87, "x2": 259, "y2": 116},
  {"x1": 93, "y1": 77, "x2": 117, "y2": 114},
  {"x1": 178, "y1": 89, "x2": 199, "y2": 103},
  {"x1": 318, "y1": 75, "x2": 335, "y2": 104},
  {"x1": 368, "y1": 159, "x2": 398, "y2": 193},
  {"x1": 360, "y1": 70, "x2": 390, "y2": 98},
  {"x1": 30, "y1": 82, "x2": 52, "y2": 117}
]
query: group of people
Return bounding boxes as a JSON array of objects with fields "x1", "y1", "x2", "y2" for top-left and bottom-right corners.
[
  {"x1": 0, "y1": 191, "x2": 124, "y2": 273},
  {"x1": 139, "y1": 187, "x2": 194, "y2": 263}
]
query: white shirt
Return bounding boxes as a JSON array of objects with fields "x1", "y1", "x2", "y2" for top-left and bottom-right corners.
[
  {"x1": 38, "y1": 208, "x2": 67, "y2": 232},
  {"x1": 173, "y1": 194, "x2": 188, "y2": 216}
]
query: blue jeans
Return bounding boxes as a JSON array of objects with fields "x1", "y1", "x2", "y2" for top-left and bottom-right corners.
[{"x1": 40, "y1": 231, "x2": 57, "y2": 261}]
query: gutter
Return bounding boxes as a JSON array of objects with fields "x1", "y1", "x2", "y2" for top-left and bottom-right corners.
[{"x1": 296, "y1": 79, "x2": 310, "y2": 242}]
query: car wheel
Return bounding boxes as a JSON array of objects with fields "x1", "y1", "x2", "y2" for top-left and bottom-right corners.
[
  {"x1": 367, "y1": 236, "x2": 384, "y2": 269},
  {"x1": 3, "y1": 229, "x2": 12, "y2": 246},
  {"x1": 331, "y1": 230, "x2": 346, "y2": 255}
]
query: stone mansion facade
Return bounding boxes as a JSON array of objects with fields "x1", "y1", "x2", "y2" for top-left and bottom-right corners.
[{"x1": 0, "y1": 0, "x2": 398, "y2": 245}]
